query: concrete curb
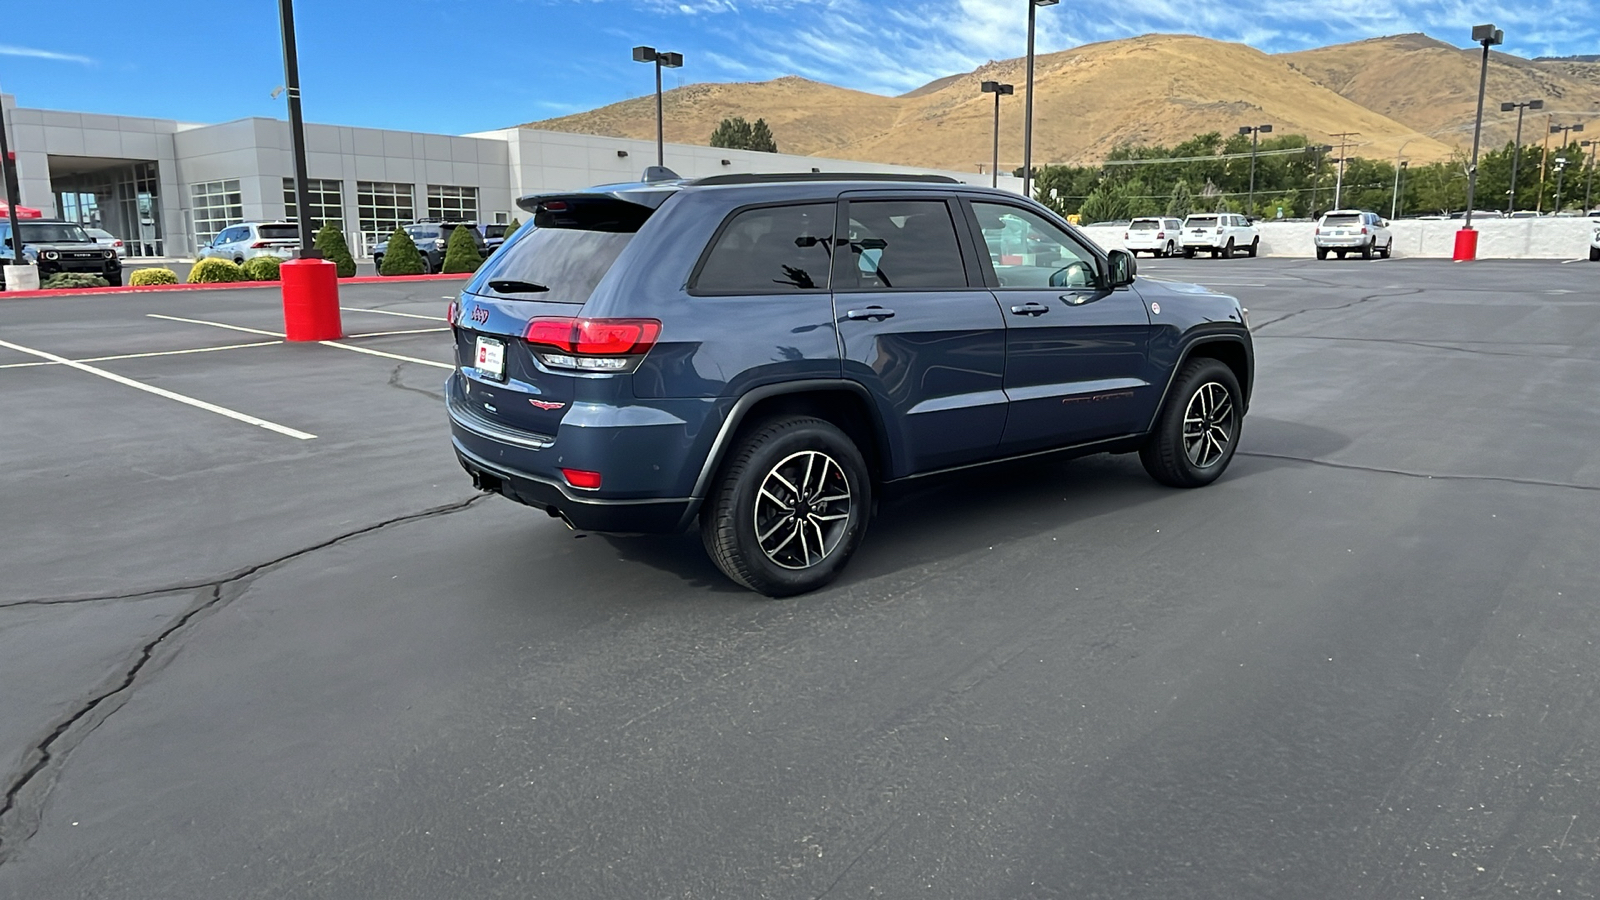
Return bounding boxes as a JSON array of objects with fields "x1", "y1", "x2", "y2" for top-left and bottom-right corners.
[{"x1": 0, "y1": 272, "x2": 472, "y2": 300}]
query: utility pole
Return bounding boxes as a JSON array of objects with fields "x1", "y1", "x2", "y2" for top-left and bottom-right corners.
[
  {"x1": 1392, "y1": 160, "x2": 1408, "y2": 219},
  {"x1": 1537, "y1": 114, "x2": 1553, "y2": 212},
  {"x1": 1582, "y1": 139, "x2": 1597, "y2": 212},
  {"x1": 278, "y1": 0, "x2": 320, "y2": 258},
  {"x1": 1548, "y1": 122, "x2": 1585, "y2": 213},
  {"x1": 1458, "y1": 23, "x2": 1502, "y2": 260},
  {"x1": 1330, "y1": 131, "x2": 1360, "y2": 208},
  {"x1": 1021, "y1": 0, "x2": 1058, "y2": 200},
  {"x1": 1239, "y1": 124, "x2": 1272, "y2": 217},
  {"x1": 0, "y1": 89, "x2": 23, "y2": 266}
]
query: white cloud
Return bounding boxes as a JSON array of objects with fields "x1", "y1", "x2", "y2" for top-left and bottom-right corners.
[{"x1": 0, "y1": 44, "x2": 94, "y2": 65}]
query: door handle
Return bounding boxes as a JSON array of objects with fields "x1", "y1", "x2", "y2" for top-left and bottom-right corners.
[
  {"x1": 1010, "y1": 302, "x2": 1050, "y2": 316},
  {"x1": 845, "y1": 306, "x2": 895, "y2": 321}
]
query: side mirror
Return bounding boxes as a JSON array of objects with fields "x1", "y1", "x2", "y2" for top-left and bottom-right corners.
[{"x1": 1107, "y1": 248, "x2": 1137, "y2": 287}]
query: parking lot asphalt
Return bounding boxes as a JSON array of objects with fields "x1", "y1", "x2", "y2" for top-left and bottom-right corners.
[{"x1": 2, "y1": 258, "x2": 1598, "y2": 898}]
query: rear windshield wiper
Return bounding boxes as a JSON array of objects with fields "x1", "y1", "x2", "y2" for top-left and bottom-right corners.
[{"x1": 488, "y1": 279, "x2": 550, "y2": 294}]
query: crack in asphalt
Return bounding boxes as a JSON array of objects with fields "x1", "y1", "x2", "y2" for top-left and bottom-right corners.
[
  {"x1": 1239, "y1": 451, "x2": 1600, "y2": 493},
  {"x1": 0, "y1": 493, "x2": 491, "y2": 864},
  {"x1": 1249, "y1": 288, "x2": 1423, "y2": 331},
  {"x1": 387, "y1": 363, "x2": 446, "y2": 402}
]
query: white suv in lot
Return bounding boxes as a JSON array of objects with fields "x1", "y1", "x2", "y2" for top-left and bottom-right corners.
[
  {"x1": 1181, "y1": 213, "x2": 1259, "y2": 258},
  {"x1": 1589, "y1": 215, "x2": 1599, "y2": 261},
  {"x1": 1315, "y1": 210, "x2": 1392, "y2": 260},
  {"x1": 1124, "y1": 217, "x2": 1183, "y2": 257},
  {"x1": 198, "y1": 222, "x2": 301, "y2": 264}
]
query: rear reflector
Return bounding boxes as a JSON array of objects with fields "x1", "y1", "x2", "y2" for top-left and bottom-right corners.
[
  {"x1": 561, "y1": 468, "x2": 602, "y2": 490},
  {"x1": 525, "y1": 317, "x2": 662, "y2": 356},
  {"x1": 447, "y1": 300, "x2": 457, "y2": 325}
]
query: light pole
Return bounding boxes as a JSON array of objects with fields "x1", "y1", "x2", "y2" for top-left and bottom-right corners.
[
  {"x1": 1306, "y1": 144, "x2": 1333, "y2": 217},
  {"x1": 1549, "y1": 122, "x2": 1584, "y2": 212},
  {"x1": 1501, "y1": 98, "x2": 1543, "y2": 212},
  {"x1": 277, "y1": 0, "x2": 320, "y2": 259},
  {"x1": 981, "y1": 81, "x2": 1014, "y2": 189},
  {"x1": 1021, "y1": 0, "x2": 1058, "y2": 200},
  {"x1": 1457, "y1": 23, "x2": 1503, "y2": 260},
  {"x1": 1392, "y1": 160, "x2": 1408, "y2": 219},
  {"x1": 633, "y1": 46, "x2": 683, "y2": 168},
  {"x1": 1238, "y1": 124, "x2": 1273, "y2": 217},
  {"x1": 0, "y1": 88, "x2": 23, "y2": 267},
  {"x1": 1581, "y1": 139, "x2": 1597, "y2": 212}
]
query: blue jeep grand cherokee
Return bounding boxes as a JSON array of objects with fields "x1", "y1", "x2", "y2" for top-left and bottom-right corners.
[{"x1": 447, "y1": 172, "x2": 1253, "y2": 596}]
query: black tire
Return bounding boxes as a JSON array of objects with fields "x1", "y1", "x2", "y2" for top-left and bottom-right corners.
[
  {"x1": 106, "y1": 272, "x2": 123, "y2": 287},
  {"x1": 1140, "y1": 358, "x2": 1244, "y2": 489},
  {"x1": 1183, "y1": 248, "x2": 1195, "y2": 259},
  {"x1": 1316, "y1": 247, "x2": 1329, "y2": 260},
  {"x1": 1379, "y1": 240, "x2": 1393, "y2": 259},
  {"x1": 1222, "y1": 238, "x2": 1235, "y2": 259},
  {"x1": 1246, "y1": 238, "x2": 1259, "y2": 258},
  {"x1": 1209, "y1": 249, "x2": 1219, "y2": 259},
  {"x1": 233, "y1": 257, "x2": 245, "y2": 266},
  {"x1": 1591, "y1": 246, "x2": 1600, "y2": 262},
  {"x1": 701, "y1": 416, "x2": 871, "y2": 597},
  {"x1": 1360, "y1": 240, "x2": 1373, "y2": 260},
  {"x1": 373, "y1": 254, "x2": 385, "y2": 275}
]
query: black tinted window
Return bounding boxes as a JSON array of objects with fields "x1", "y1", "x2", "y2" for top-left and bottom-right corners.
[
  {"x1": 470, "y1": 227, "x2": 635, "y2": 304},
  {"x1": 695, "y1": 204, "x2": 834, "y2": 294},
  {"x1": 257, "y1": 224, "x2": 299, "y2": 240},
  {"x1": 838, "y1": 200, "x2": 966, "y2": 290}
]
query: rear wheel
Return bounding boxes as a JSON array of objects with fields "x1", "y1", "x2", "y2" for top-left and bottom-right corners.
[
  {"x1": 1183, "y1": 248, "x2": 1195, "y2": 259},
  {"x1": 701, "y1": 416, "x2": 871, "y2": 597},
  {"x1": 1140, "y1": 359, "x2": 1243, "y2": 488},
  {"x1": 1591, "y1": 246, "x2": 1600, "y2": 262},
  {"x1": 1316, "y1": 247, "x2": 1329, "y2": 260},
  {"x1": 1360, "y1": 240, "x2": 1373, "y2": 260},
  {"x1": 1246, "y1": 238, "x2": 1259, "y2": 258},
  {"x1": 1222, "y1": 238, "x2": 1235, "y2": 259},
  {"x1": 1166, "y1": 241, "x2": 1177, "y2": 257}
]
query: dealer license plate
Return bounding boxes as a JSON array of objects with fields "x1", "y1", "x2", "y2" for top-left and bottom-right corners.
[{"x1": 474, "y1": 336, "x2": 505, "y2": 379}]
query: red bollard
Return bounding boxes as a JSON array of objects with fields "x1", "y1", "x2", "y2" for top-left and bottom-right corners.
[
  {"x1": 1452, "y1": 228, "x2": 1479, "y2": 262},
  {"x1": 280, "y1": 257, "x2": 343, "y2": 341}
]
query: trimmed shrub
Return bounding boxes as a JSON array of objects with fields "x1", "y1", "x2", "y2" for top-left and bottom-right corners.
[
  {"x1": 240, "y1": 256, "x2": 282, "y2": 281},
  {"x1": 314, "y1": 222, "x2": 358, "y2": 277},
  {"x1": 501, "y1": 217, "x2": 521, "y2": 241},
  {"x1": 441, "y1": 225, "x2": 483, "y2": 274},
  {"x1": 129, "y1": 267, "x2": 179, "y2": 286},
  {"x1": 42, "y1": 272, "x2": 110, "y2": 290},
  {"x1": 188, "y1": 258, "x2": 245, "y2": 284},
  {"x1": 379, "y1": 228, "x2": 426, "y2": 276}
]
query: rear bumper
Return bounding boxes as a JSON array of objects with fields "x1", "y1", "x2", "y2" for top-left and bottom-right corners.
[
  {"x1": 1314, "y1": 237, "x2": 1371, "y2": 247},
  {"x1": 452, "y1": 438, "x2": 693, "y2": 533}
]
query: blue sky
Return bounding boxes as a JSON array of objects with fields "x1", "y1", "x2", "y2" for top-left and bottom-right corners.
[{"x1": 3, "y1": 1, "x2": 1595, "y2": 134}]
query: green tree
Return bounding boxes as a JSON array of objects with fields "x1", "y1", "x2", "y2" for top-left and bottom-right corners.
[
  {"x1": 380, "y1": 227, "x2": 426, "y2": 276},
  {"x1": 710, "y1": 117, "x2": 755, "y2": 150},
  {"x1": 441, "y1": 224, "x2": 483, "y2": 274},
  {"x1": 748, "y1": 118, "x2": 777, "y2": 153},
  {"x1": 501, "y1": 217, "x2": 521, "y2": 242},
  {"x1": 1077, "y1": 184, "x2": 1131, "y2": 225},
  {"x1": 1166, "y1": 179, "x2": 1194, "y2": 218},
  {"x1": 314, "y1": 222, "x2": 357, "y2": 277}
]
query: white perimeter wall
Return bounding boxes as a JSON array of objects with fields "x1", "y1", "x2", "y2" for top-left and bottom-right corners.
[{"x1": 1081, "y1": 218, "x2": 1599, "y2": 260}]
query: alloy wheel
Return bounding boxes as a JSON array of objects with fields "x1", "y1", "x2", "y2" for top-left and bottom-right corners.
[
  {"x1": 754, "y1": 450, "x2": 852, "y2": 570},
  {"x1": 1182, "y1": 382, "x2": 1236, "y2": 469}
]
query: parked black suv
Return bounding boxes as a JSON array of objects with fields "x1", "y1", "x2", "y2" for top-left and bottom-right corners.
[
  {"x1": 0, "y1": 219, "x2": 123, "y2": 287},
  {"x1": 374, "y1": 220, "x2": 485, "y2": 274},
  {"x1": 447, "y1": 172, "x2": 1253, "y2": 596}
]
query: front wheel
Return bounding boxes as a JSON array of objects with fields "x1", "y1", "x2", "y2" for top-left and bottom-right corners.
[
  {"x1": 1246, "y1": 238, "x2": 1259, "y2": 258},
  {"x1": 1140, "y1": 358, "x2": 1244, "y2": 488},
  {"x1": 1379, "y1": 240, "x2": 1392, "y2": 259},
  {"x1": 701, "y1": 416, "x2": 871, "y2": 597}
]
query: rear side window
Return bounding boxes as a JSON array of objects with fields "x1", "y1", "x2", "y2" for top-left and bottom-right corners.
[
  {"x1": 471, "y1": 197, "x2": 654, "y2": 304},
  {"x1": 694, "y1": 203, "x2": 834, "y2": 294},
  {"x1": 838, "y1": 199, "x2": 967, "y2": 290}
]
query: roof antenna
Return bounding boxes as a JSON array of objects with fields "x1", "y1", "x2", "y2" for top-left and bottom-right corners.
[{"x1": 642, "y1": 166, "x2": 681, "y2": 183}]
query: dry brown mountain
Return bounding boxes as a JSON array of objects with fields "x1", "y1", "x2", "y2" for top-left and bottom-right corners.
[
  {"x1": 1283, "y1": 34, "x2": 1600, "y2": 154},
  {"x1": 525, "y1": 32, "x2": 1600, "y2": 171}
]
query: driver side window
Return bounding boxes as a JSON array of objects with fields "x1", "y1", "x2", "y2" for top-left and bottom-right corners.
[{"x1": 971, "y1": 202, "x2": 1098, "y2": 289}]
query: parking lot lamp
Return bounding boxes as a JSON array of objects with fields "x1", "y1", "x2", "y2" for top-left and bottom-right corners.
[
  {"x1": 1239, "y1": 124, "x2": 1272, "y2": 217},
  {"x1": 1549, "y1": 123, "x2": 1584, "y2": 212},
  {"x1": 1457, "y1": 24, "x2": 1503, "y2": 260},
  {"x1": 982, "y1": 81, "x2": 1014, "y2": 189},
  {"x1": 634, "y1": 47, "x2": 683, "y2": 169},
  {"x1": 1581, "y1": 140, "x2": 1596, "y2": 212},
  {"x1": 277, "y1": 0, "x2": 320, "y2": 260},
  {"x1": 0, "y1": 88, "x2": 22, "y2": 266},
  {"x1": 1502, "y1": 99, "x2": 1543, "y2": 212},
  {"x1": 1553, "y1": 156, "x2": 1569, "y2": 213},
  {"x1": 1022, "y1": 0, "x2": 1058, "y2": 200},
  {"x1": 1392, "y1": 160, "x2": 1408, "y2": 219}
]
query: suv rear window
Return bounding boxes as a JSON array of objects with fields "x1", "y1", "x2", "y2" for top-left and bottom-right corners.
[
  {"x1": 471, "y1": 198, "x2": 652, "y2": 304},
  {"x1": 1129, "y1": 220, "x2": 1160, "y2": 230},
  {"x1": 1186, "y1": 216, "x2": 1218, "y2": 227},
  {"x1": 693, "y1": 204, "x2": 834, "y2": 294},
  {"x1": 257, "y1": 224, "x2": 299, "y2": 240},
  {"x1": 1322, "y1": 214, "x2": 1362, "y2": 227}
]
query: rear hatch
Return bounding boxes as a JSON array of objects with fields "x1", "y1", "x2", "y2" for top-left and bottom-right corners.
[
  {"x1": 453, "y1": 193, "x2": 660, "y2": 438},
  {"x1": 1185, "y1": 215, "x2": 1218, "y2": 238},
  {"x1": 254, "y1": 223, "x2": 301, "y2": 251}
]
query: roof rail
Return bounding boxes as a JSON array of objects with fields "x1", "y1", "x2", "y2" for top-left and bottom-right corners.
[{"x1": 689, "y1": 172, "x2": 961, "y2": 187}]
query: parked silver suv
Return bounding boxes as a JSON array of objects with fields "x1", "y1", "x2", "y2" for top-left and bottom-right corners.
[
  {"x1": 197, "y1": 222, "x2": 300, "y2": 264},
  {"x1": 1315, "y1": 210, "x2": 1392, "y2": 260}
]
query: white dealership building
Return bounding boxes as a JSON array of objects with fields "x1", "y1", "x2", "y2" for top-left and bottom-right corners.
[{"x1": 1, "y1": 93, "x2": 1016, "y2": 260}]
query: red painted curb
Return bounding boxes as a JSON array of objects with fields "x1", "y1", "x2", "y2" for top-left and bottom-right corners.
[{"x1": 0, "y1": 272, "x2": 470, "y2": 300}]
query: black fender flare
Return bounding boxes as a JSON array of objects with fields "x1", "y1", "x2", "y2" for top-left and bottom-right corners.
[{"x1": 1143, "y1": 329, "x2": 1254, "y2": 434}]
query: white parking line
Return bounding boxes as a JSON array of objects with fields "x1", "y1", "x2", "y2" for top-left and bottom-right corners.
[
  {"x1": 147, "y1": 313, "x2": 284, "y2": 337},
  {"x1": 0, "y1": 337, "x2": 315, "y2": 440},
  {"x1": 341, "y1": 307, "x2": 447, "y2": 321},
  {"x1": 0, "y1": 340, "x2": 282, "y2": 369},
  {"x1": 318, "y1": 341, "x2": 454, "y2": 370},
  {"x1": 344, "y1": 327, "x2": 451, "y2": 337}
]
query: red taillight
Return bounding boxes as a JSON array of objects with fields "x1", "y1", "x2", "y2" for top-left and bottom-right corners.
[
  {"x1": 561, "y1": 468, "x2": 602, "y2": 490},
  {"x1": 525, "y1": 317, "x2": 662, "y2": 355},
  {"x1": 1360, "y1": 227, "x2": 1369, "y2": 235},
  {"x1": 1156, "y1": 232, "x2": 1165, "y2": 239},
  {"x1": 447, "y1": 300, "x2": 457, "y2": 325},
  {"x1": 112, "y1": 240, "x2": 123, "y2": 247},
  {"x1": 1315, "y1": 227, "x2": 1321, "y2": 234},
  {"x1": 1124, "y1": 232, "x2": 1130, "y2": 240},
  {"x1": 250, "y1": 241, "x2": 268, "y2": 248},
  {"x1": 1215, "y1": 228, "x2": 1223, "y2": 234},
  {"x1": 543, "y1": 200, "x2": 568, "y2": 212}
]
